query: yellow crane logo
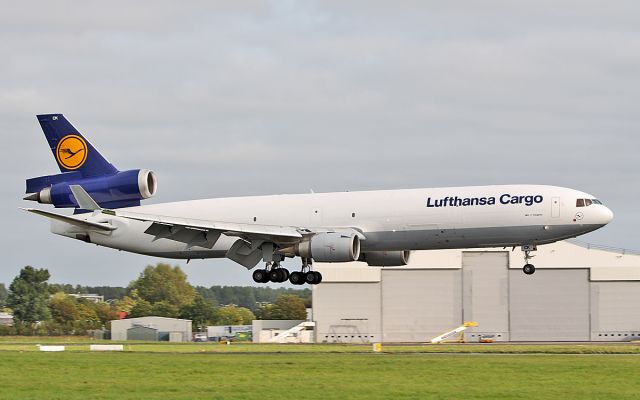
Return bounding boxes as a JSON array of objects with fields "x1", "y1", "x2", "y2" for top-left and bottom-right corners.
[{"x1": 55, "y1": 135, "x2": 87, "y2": 170}]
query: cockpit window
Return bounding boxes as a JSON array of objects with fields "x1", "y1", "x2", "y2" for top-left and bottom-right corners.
[{"x1": 577, "y1": 198, "x2": 603, "y2": 207}]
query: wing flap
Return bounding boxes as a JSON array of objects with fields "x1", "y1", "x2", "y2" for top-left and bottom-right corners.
[{"x1": 144, "y1": 222, "x2": 221, "y2": 249}]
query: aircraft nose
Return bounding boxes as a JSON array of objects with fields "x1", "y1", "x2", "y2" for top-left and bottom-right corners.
[{"x1": 600, "y1": 206, "x2": 614, "y2": 225}]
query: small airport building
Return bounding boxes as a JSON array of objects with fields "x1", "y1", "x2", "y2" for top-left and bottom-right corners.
[
  {"x1": 111, "y1": 316, "x2": 192, "y2": 342},
  {"x1": 312, "y1": 240, "x2": 640, "y2": 343}
]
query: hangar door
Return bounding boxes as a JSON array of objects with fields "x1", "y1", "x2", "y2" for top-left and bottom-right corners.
[
  {"x1": 509, "y1": 269, "x2": 590, "y2": 341},
  {"x1": 591, "y1": 282, "x2": 640, "y2": 340},
  {"x1": 313, "y1": 282, "x2": 381, "y2": 343},
  {"x1": 381, "y1": 269, "x2": 461, "y2": 342},
  {"x1": 462, "y1": 252, "x2": 509, "y2": 341}
]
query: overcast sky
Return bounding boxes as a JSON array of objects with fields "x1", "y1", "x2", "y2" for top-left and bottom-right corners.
[{"x1": 2, "y1": 1, "x2": 639, "y2": 287}]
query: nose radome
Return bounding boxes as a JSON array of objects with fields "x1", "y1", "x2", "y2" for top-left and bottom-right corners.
[{"x1": 601, "y1": 206, "x2": 614, "y2": 225}]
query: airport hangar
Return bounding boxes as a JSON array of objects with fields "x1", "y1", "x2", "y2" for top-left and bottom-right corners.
[{"x1": 312, "y1": 240, "x2": 640, "y2": 343}]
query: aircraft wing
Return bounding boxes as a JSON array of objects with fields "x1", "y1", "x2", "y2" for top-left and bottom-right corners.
[
  {"x1": 110, "y1": 209, "x2": 305, "y2": 248},
  {"x1": 67, "y1": 186, "x2": 364, "y2": 269}
]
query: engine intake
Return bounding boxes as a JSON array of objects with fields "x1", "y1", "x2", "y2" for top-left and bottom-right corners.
[
  {"x1": 361, "y1": 250, "x2": 411, "y2": 267},
  {"x1": 284, "y1": 232, "x2": 361, "y2": 263}
]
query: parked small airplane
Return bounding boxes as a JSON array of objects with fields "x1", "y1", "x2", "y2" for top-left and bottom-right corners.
[{"x1": 23, "y1": 114, "x2": 614, "y2": 285}]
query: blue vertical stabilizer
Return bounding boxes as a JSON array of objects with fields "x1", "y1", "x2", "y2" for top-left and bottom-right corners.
[{"x1": 37, "y1": 114, "x2": 118, "y2": 177}]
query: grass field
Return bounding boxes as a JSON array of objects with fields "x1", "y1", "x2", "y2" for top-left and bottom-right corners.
[{"x1": 0, "y1": 338, "x2": 639, "y2": 399}]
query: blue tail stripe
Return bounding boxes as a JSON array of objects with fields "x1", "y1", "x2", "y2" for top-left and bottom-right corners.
[{"x1": 37, "y1": 114, "x2": 118, "y2": 177}]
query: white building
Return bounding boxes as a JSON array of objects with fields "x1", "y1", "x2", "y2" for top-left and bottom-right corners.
[
  {"x1": 111, "y1": 316, "x2": 192, "y2": 342},
  {"x1": 69, "y1": 293, "x2": 104, "y2": 303},
  {"x1": 312, "y1": 240, "x2": 640, "y2": 343},
  {"x1": 0, "y1": 312, "x2": 13, "y2": 326}
]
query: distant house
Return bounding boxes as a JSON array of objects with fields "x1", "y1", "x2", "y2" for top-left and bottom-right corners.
[
  {"x1": 0, "y1": 312, "x2": 13, "y2": 326},
  {"x1": 68, "y1": 293, "x2": 104, "y2": 303}
]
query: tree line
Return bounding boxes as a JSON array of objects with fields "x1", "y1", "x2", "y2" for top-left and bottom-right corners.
[
  {"x1": 37, "y1": 282, "x2": 311, "y2": 312},
  {"x1": 1, "y1": 263, "x2": 310, "y2": 335}
]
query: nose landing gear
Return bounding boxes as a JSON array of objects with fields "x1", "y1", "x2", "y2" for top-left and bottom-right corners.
[{"x1": 521, "y1": 245, "x2": 537, "y2": 275}]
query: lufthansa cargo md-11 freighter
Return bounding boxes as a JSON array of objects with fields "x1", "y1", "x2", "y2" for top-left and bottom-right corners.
[{"x1": 23, "y1": 115, "x2": 614, "y2": 285}]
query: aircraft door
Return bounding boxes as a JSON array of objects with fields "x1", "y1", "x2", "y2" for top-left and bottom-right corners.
[{"x1": 551, "y1": 197, "x2": 560, "y2": 218}]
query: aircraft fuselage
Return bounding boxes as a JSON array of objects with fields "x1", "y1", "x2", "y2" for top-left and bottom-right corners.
[{"x1": 52, "y1": 184, "x2": 613, "y2": 259}]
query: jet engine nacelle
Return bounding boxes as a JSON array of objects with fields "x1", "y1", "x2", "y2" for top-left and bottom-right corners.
[
  {"x1": 26, "y1": 169, "x2": 157, "y2": 209},
  {"x1": 361, "y1": 250, "x2": 411, "y2": 266},
  {"x1": 289, "y1": 232, "x2": 361, "y2": 262}
]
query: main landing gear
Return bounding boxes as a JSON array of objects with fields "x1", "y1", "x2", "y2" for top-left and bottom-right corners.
[
  {"x1": 521, "y1": 245, "x2": 537, "y2": 275},
  {"x1": 252, "y1": 257, "x2": 322, "y2": 286}
]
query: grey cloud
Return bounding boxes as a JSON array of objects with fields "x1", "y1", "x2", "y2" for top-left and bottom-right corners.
[{"x1": 1, "y1": 2, "x2": 638, "y2": 286}]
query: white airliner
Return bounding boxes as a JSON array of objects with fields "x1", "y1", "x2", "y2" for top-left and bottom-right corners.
[{"x1": 24, "y1": 114, "x2": 614, "y2": 285}]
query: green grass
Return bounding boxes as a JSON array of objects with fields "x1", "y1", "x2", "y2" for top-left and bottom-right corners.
[
  {"x1": 0, "y1": 336, "x2": 639, "y2": 354},
  {"x1": 0, "y1": 351, "x2": 638, "y2": 399},
  {"x1": 0, "y1": 339, "x2": 639, "y2": 399}
]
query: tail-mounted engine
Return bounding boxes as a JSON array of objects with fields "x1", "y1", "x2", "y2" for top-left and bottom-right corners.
[{"x1": 25, "y1": 169, "x2": 157, "y2": 209}]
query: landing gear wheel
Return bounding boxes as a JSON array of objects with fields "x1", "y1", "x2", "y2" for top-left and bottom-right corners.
[
  {"x1": 523, "y1": 264, "x2": 536, "y2": 275},
  {"x1": 520, "y1": 245, "x2": 537, "y2": 275},
  {"x1": 289, "y1": 271, "x2": 305, "y2": 285},
  {"x1": 269, "y1": 269, "x2": 284, "y2": 283},
  {"x1": 314, "y1": 271, "x2": 323, "y2": 284},
  {"x1": 280, "y1": 268, "x2": 290, "y2": 282},
  {"x1": 253, "y1": 269, "x2": 269, "y2": 283},
  {"x1": 305, "y1": 271, "x2": 319, "y2": 285}
]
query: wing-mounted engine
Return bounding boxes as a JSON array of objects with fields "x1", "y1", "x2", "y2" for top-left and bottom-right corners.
[
  {"x1": 25, "y1": 169, "x2": 157, "y2": 209},
  {"x1": 280, "y1": 232, "x2": 361, "y2": 262},
  {"x1": 361, "y1": 250, "x2": 411, "y2": 266}
]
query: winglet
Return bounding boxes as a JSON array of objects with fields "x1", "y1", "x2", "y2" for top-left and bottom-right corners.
[{"x1": 69, "y1": 185, "x2": 101, "y2": 211}]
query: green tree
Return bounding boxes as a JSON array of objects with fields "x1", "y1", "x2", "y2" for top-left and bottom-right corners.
[
  {"x1": 112, "y1": 296, "x2": 136, "y2": 313},
  {"x1": 128, "y1": 299, "x2": 153, "y2": 318},
  {"x1": 48, "y1": 292, "x2": 79, "y2": 324},
  {"x1": 75, "y1": 302, "x2": 101, "y2": 332},
  {"x1": 268, "y1": 294, "x2": 307, "y2": 320},
  {"x1": 93, "y1": 302, "x2": 118, "y2": 326},
  {"x1": 128, "y1": 264, "x2": 196, "y2": 307},
  {"x1": 237, "y1": 306, "x2": 256, "y2": 324},
  {"x1": 215, "y1": 305, "x2": 255, "y2": 325},
  {"x1": 7, "y1": 266, "x2": 51, "y2": 331},
  {"x1": 151, "y1": 301, "x2": 179, "y2": 318},
  {"x1": 0, "y1": 283, "x2": 8, "y2": 307},
  {"x1": 195, "y1": 285, "x2": 311, "y2": 311},
  {"x1": 180, "y1": 295, "x2": 217, "y2": 331},
  {"x1": 255, "y1": 303, "x2": 275, "y2": 320}
]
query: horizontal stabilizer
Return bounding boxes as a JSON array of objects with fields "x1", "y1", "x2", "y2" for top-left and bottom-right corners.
[{"x1": 22, "y1": 208, "x2": 116, "y2": 232}]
